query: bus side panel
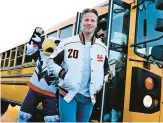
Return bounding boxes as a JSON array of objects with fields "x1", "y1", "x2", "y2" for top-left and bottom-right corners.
[{"x1": 1, "y1": 84, "x2": 29, "y2": 103}]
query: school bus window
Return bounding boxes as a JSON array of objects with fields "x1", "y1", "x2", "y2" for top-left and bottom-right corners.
[
  {"x1": 135, "y1": 0, "x2": 163, "y2": 57},
  {"x1": 1, "y1": 60, "x2": 4, "y2": 68},
  {"x1": 10, "y1": 60, "x2": 14, "y2": 67},
  {"x1": 17, "y1": 45, "x2": 24, "y2": 56},
  {"x1": 6, "y1": 50, "x2": 10, "y2": 58},
  {"x1": 10, "y1": 48, "x2": 16, "y2": 67},
  {"x1": 2, "y1": 52, "x2": 5, "y2": 59},
  {"x1": 3, "y1": 50, "x2": 10, "y2": 67},
  {"x1": 11, "y1": 50, "x2": 15, "y2": 59},
  {"x1": 47, "y1": 31, "x2": 57, "y2": 38},
  {"x1": 1, "y1": 52, "x2": 5, "y2": 68},
  {"x1": 24, "y1": 43, "x2": 32, "y2": 63},
  {"x1": 4, "y1": 59, "x2": 9, "y2": 67},
  {"x1": 16, "y1": 45, "x2": 24, "y2": 65},
  {"x1": 110, "y1": 4, "x2": 129, "y2": 46},
  {"x1": 59, "y1": 25, "x2": 73, "y2": 39},
  {"x1": 24, "y1": 55, "x2": 32, "y2": 63}
]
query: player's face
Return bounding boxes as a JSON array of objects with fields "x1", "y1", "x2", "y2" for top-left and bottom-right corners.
[{"x1": 81, "y1": 12, "x2": 98, "y2": 35}]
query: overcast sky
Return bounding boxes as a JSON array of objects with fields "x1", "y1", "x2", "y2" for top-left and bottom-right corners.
[{"x1": 0, "y1": 0, "x2": 106, "y2": 53}]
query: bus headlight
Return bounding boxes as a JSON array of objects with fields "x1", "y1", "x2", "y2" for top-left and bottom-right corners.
[
  {"x1": 143, "y1": 95, "x2": 153, "y2": 108},
  {"x1": 144, "y1": 77, "x2": 154, "y2": 90},
  {"x1": 143, "y1": 95, "x2": 159, "y2": 108}
]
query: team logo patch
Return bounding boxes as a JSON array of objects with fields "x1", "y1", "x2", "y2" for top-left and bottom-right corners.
[{"x1": 97, "y1": 54, "x2": 103, "y2": 62}]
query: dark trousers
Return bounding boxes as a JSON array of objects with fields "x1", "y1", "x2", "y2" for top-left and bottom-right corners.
[{"x1": 20, "y1": 88, "x2": 58, "y2": 116}]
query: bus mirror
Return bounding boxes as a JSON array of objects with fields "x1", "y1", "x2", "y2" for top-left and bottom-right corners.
[
  {"x1": 151, "y1": 45, "x2": 163, "y2": 61},
  {"x1": 155, "y1": 18, "x2": 163, "y2": 32},
  {"x1": 155, "y1": 0, "x2": 163, "y2": 10}
]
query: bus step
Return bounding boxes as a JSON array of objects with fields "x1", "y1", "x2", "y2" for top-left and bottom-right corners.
[{"x1": 0, "y1": 104, "x2": 20, "y2": 122}]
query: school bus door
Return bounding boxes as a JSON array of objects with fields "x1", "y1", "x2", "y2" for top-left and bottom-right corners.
[{"x1": 102, "y1": 0, "x2": 130, "y2": 122}]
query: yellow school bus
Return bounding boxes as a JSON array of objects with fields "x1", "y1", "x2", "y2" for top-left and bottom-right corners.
[{"x1": 0, "y1": 0, "x2": 163, "y2": 122}]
